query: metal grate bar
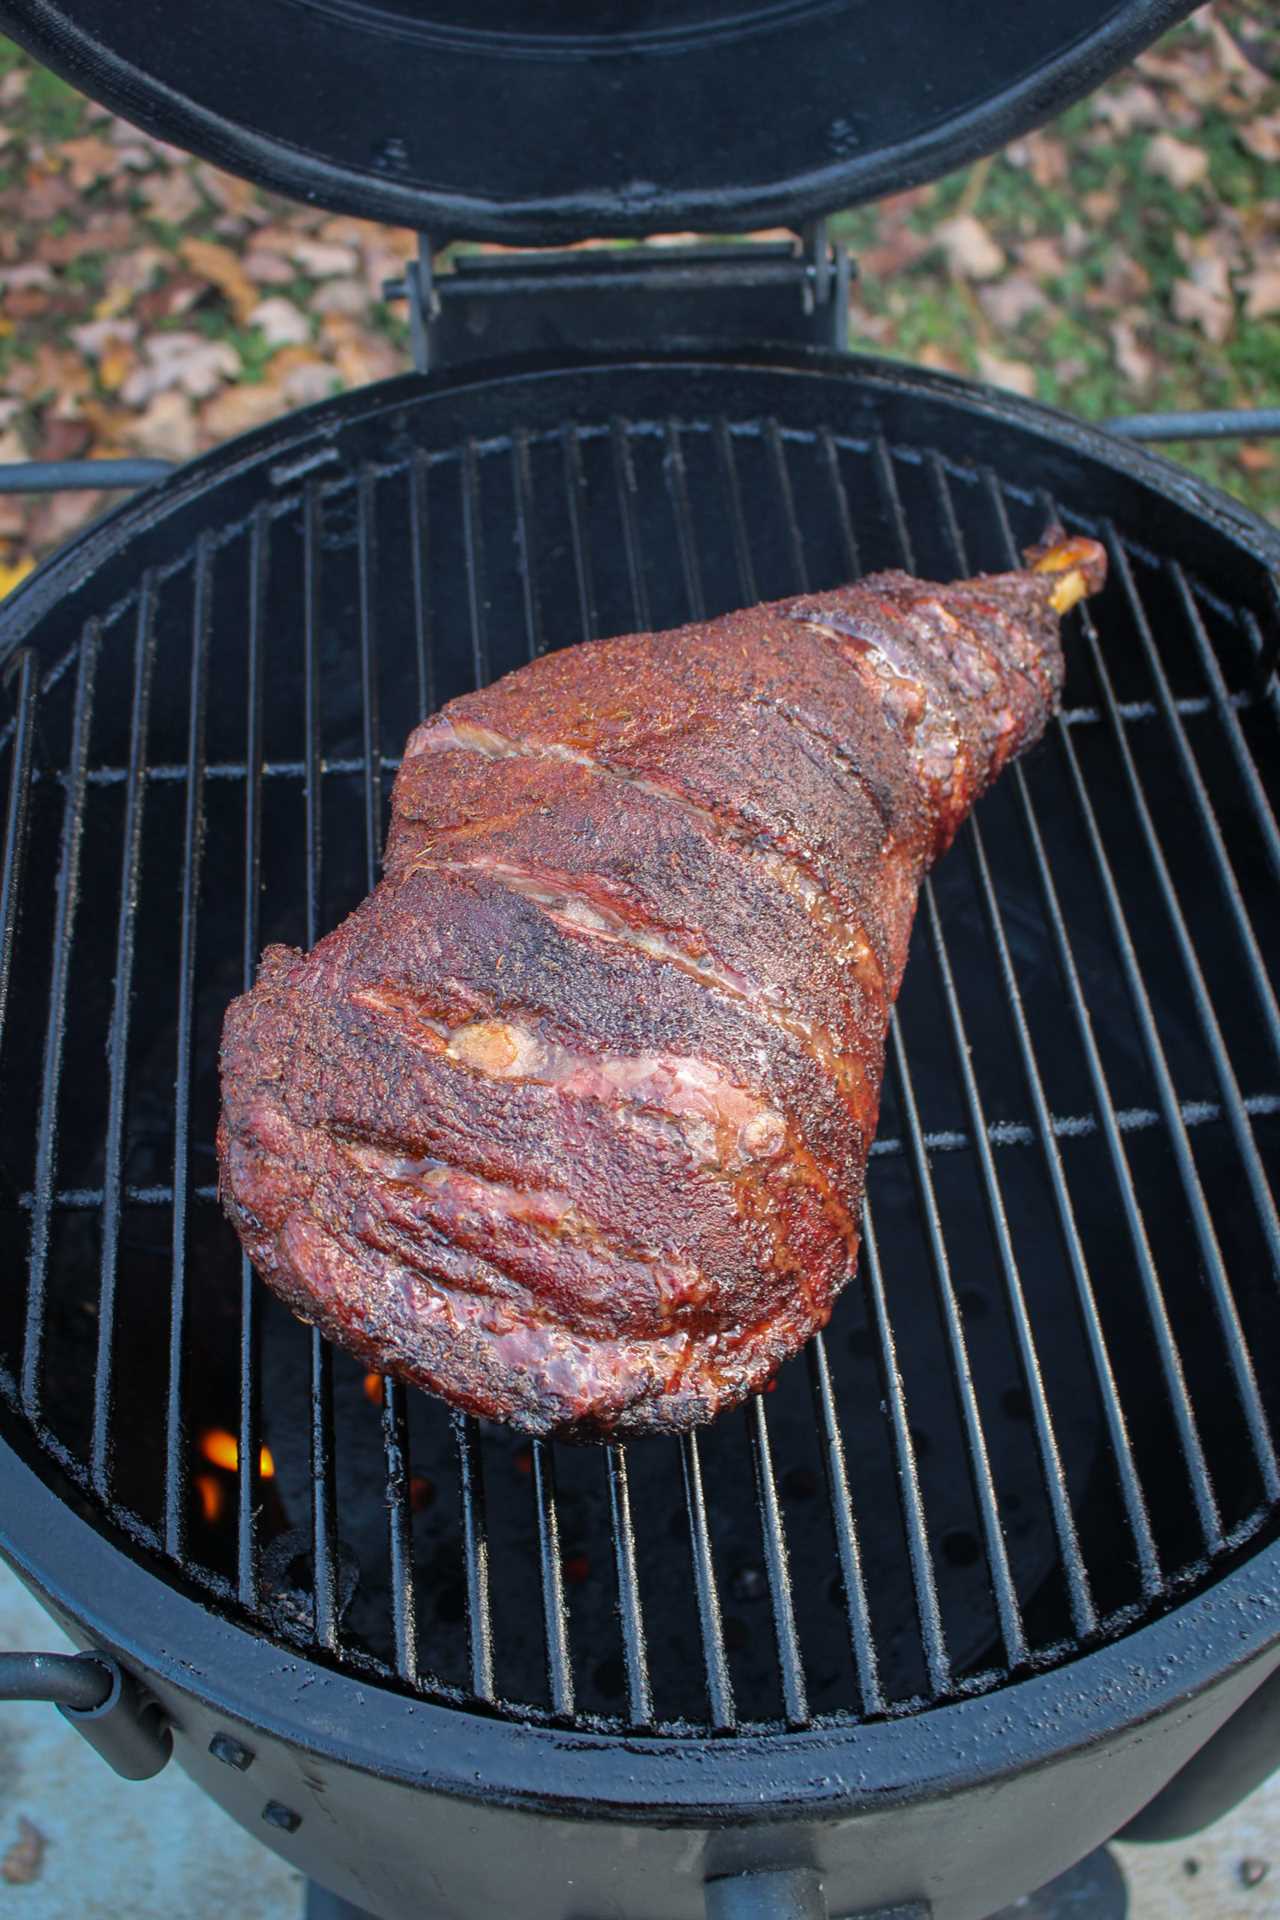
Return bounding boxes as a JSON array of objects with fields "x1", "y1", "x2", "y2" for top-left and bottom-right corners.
[
  {"x1": 23, "y1": 624, "x2": 98, "y2": 1420},
  {"x1": 1052, "y1": 535, "x2": 1277, "y2": 1499},
  {"x1": 461, "y1": 440, "x2": 490, "y2": 691},
  {"x1": 888, "y1": 1015, "x2": 1029, "y2": 1670},
  {"x1": 357, "y1": 467, "x2": 383, "y2": 888},
  {"x1": 355, "y1": 472, "x2": 419, "y2": 1676},
  {"x1": 603, "y1": 1444, "x2": 653, "y2": 1728},
  {"x1": 92, "y1": 578, "x2": 158, "y2": 1498},
  {"x1": 610, "y1": 418, "x2": 652, "y2": 632},
  {"x1": 1169, "y1": 566, "x2": 1280, "y2": 891},
  {"x1": 873, "y1": 441, "x2": 1027, "y2": 1670},
  {"x1": 921, "y1": 878, "x2": 1097, "y2": 1639},
  {"x1": 663, "y1": 421, "x2": 705, "y2": 622},
  {"x1": 454, "y1": 1411, "x2": 495, "y2": 1703},
  {"x1": 859, "y1": 1197, "x2": 950, "y2": 1697},
  {"x1": 984, "y1": 478, "x2": 1223, "y2": 1554},
  {"x1": 1113, "y1": 542, "x2": 1280, "y2": 1073},
  {"x1": 408, "y1": 449, "x2": 435, "y2": 718},
  {"x1": 806, "y1": 1334, "x2": 883, "y2": 1715},
  {"x1": 511, "y1": 428, "x2": 545, "y2": 662},
  {"x1": 382, "y1": 1378, "x2": 419, "y2": 1682},
  {"x1": 715, "y1": 417, "x2": 758, "y2": 606},
  {"x1": 746, "y1": 1396, "x2": 809, "y2": 1727},
  {"x1": 0, "y1": 649, "x2": 36, "y2": 1066},
  {"x1": 302, "y1": 483, "x2": 340, "y2": 1649},
  {"x1": 678, "y1": 1432, "x2": 735, "y2": 1731},
  {"x1": 819, "y1": 426, "x2": 861, "y2": 581},
  {"x1": 531, "y1": 1440, "x2": 574, "y2": 1718},
  {"x1": 236, "y1": 511, "x2": 268, "y2": 1608},
  {"x1": 562, "y1": 425, "x2": 598, "y2": 647},
  {"x1": 968, "y1": 799, "x2": 1163, "y2": 1591},
  {"x1": 768, "y1": 417, "x2": 809, "y2": 591},
  {"x1": 163, "y1": 538, "x2": 212, "y2": 1559},
  {"x1": 1243, "y1": 602, "x2": 1280, "y2": 728}
]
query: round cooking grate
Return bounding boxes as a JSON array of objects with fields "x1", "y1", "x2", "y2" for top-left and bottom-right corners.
[{"x1": 0, "y1": 353, "x2": 1277, "y2": 1739}]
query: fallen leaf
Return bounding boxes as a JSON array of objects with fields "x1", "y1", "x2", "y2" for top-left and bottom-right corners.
[
  {"x1": 1172, "y1": 275, "x2": 1234, "y2": 344},
  {"x1": 0, "y1": 429, "x2": 28, "y2": 463},
  {"x1": 976, "y1": 350, "x2": 1037, "y2": 398},
  {"x1": 1, "y1": 1816, "x2": 46, "y2": 1885},
  {"x1": 1082, "y1": 190, "x2": 1119, "y2": 224},
  {"x1": 38, "y1": 213, "x2": 133, "y2": 265},
  {"x1": 0, "y1": 70, "x2": 27, "y2": 106},
  {"x1": 38, "y1": 417, "x2": 93, "y2": 462},
  {"x1": 917, "y1": 342, "x2": 966, "y2": 374},
  {"x1": 70, "y1": 317, "x2": 138, "y2": 359},
  {"x1": 1239, "y1": 114, "x2": 1280, "y2": 164},
  {"x1": 178, "y1": 236, "x2": 258, "y2": 325},
  {"x1": 139, "y1": 168, "x2": 202, "y2": 225},
  {"x1": 311, "y1": 279, "x2": 369, "y2": 316},
  {"x1": 1145, "y1": 132, "x2": 1210, "y2": 191},
  {"x1": 332, "y1": 328, "x2": 403, "y2": 386},
  {"x1": 977, "y1": 274, "x2": 1045, "y2": 329},
  {"x1": 937, "y1": 214, "x2": 1006, "y2": 282},
  {"x1": 26, "y1": 490, "x2": 105, "y2": 551},
  {"x1": 94, "y1": 245, "x2": 165, "y2": 320},
  {"x1": 59, "y1": 135, "x2": 121, "y2": 192},
  {"x1": 1109, "y1": 317, "x2": 1155, "y2": 390},
  {"x1": 250, "y1": 297, "x2": 311, "y2": 347},
  {"x1": 98, "y1": 338, "x2": 137, "y2": 393},
  {"x1": 1093, "y1": 82, "x2": 1163, "y2": 136},
  {"x1": 243, "y1": 250, "x2": 296, "y2": 287},
  {"x1": 120, "y1": 331, "x2": 241, "y2": 404},
  {"x1": 1240, "y1": 266, "x2": 1280, "y2": 320},
  {"x1": 291, "y1": 239, "x2": 360, "y2": 278},
  {"x1": 1238, "y1": 444, "x2": 1274, "y2": 474},
  {"x1": 22, "y1": 170, "x2": 76, "y2": 222},
  {"x1": 200, "y1": 382, "x2": 287, "y2": 438},
  {"x1": 132, "y1": 389, "x2": 199, "y2": 460},
  {"x1": 194, "y1": 162, "x2": 263, "y2": 219},
  {"x1": 1018, "y1": 237, "x2": 1066, "y2": 280},
  {"x1": 134, "y1": 273, "x2": 205, "y2": 326},
  {"x1": 1010, "y1": 132, "x2": 1068, "y2": 188}
]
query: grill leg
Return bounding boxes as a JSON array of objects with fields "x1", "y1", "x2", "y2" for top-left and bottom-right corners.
[{"x1": 987, "y1": 1847, "x2": 1128, "y2": 1919}]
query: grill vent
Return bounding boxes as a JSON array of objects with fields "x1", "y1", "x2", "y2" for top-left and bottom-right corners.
[{"x1": 1, "y1": 367, "x2": 1277, "y2": 1736}]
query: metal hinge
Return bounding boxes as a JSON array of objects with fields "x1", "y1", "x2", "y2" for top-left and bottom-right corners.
[{"x1": 384, "y1": 223, "x2": 851, "y2": 376}]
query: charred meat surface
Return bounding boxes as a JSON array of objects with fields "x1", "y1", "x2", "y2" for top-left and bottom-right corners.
[{"x1": 218, "y1": 534, "x2": 1105, "y2": 1437}]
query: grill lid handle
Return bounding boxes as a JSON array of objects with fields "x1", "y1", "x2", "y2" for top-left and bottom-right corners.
[{"x1": 0, "y1": 1649, "x2": 173, "y2": 1781}]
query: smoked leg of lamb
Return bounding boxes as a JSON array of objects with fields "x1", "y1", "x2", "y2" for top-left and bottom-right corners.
[{"x1": 218, "y1": 532, "x2": 1106, "y2": 1438}]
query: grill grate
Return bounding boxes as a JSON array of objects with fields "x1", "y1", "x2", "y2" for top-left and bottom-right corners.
[{"x1": 1, "y1": 364, "x2": 1278, "y2": 1737}]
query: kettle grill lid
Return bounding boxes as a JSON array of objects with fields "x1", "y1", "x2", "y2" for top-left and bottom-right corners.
[{"x1": 0, "y1": 0, "x2": 1194, "y2": 246}]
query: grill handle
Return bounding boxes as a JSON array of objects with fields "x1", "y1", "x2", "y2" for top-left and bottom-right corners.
[{"x1": 0, "y1": 1650, "x2": 173, "y2": 1781}]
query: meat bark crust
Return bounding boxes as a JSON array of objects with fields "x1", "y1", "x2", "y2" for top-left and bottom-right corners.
[{"x1": 218, "y1": 534, "x2": 1106, "y2": 1437}]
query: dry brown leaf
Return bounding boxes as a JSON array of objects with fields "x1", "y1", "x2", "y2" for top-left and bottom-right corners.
[
  {"x1": 976, "y1": 350, "x2": 1036, "y2": 399},
  {"x1": 312, "y1": 279, "x2": 369, "y2": 316},
  {"x1": 120, "y1": 331, "x2": 241, "y2": 404},
  {"x1": 292, "y1": 239, "x2": 360, "y2": 278},
  {"x1": 1093, "y1": 82, "x2": 1164, "y2": 136},
  {"x1": 94, "y1": 246, "x2": 165, "y2": 321},
  {"x1": 1239, "y1": 114, "x2": 1280, "y2": 165},
  {"x1": 38, "y1": 214, "x2": 133, "y2": 265},
  {"x1": 59, "y1": 136, "x2": 122, "y2": 192},
  {"x1": 0, "y1": 69, "x2": 27, "y2": 106},
  {"x1": 27, "y1": 490, "x2": 106, "y2": 550},
  {"x1": 134, "y1": 273, "x2": 205, "y2": 327},
  {"x1": 178, "y1": 236, "x2": 258, "y2": 325},
  {"x1": 1172, "y1": 275, "x2": 1234, "y2": 345},
  {"x1": 243, "y1": 250, "x2": 295, "y2": 287},
  {"x1": 1014, "y1": 132, "x2": 1068, "y2": 188},
  {"x1": 140, "y1": 168, "x2": 202, "y2": 225},
  {"x1": 200, "y1": 382, "x2": 288, "y2": 438},
  {"x1": 859, "y1": 224, "x2": 930, "y2": 280},
  {"x1": 194, "y1": 162, "x2": 263, "y2": 219},
  {"x1": 1109, "y1": 317, "x2": 1155, "y2": 390},
  {"x1": 1082, "y1": 190, "x2": 1119, "y2": 224},
  {"x1": 1018, "y1": 236, "x2": 1067, "y2": 280},
  {"x1": 70, "y1": 316, "x2": 138, "y2": 359},
  {"x1": 937, "y1": 214, "x2": 1006, "y2": 282},
  {"x1": 250, "y1": 297, "x2": 311, "y2": 348},
  {"x1": 132, "y1": 389, "x2": 200, "y2": 460},
  {"x1": 1145, "y1": 132, "x2": 1210, "y2": 191},
  {"x1": 1240, "y1": 266, "x2": 1280, "y2": 320},
  {"x1": 1238, "y1": 444, "x2": 1275, "y2": 474},
  {"x1": 917, "y1": 342, "x2": 965, "y2": 374},
  {"x1": 977, "y1": 274, "x2": 1045, "y2": 329},
  {"x1": 1, "y1": 1816, "x2": 46, "y2": 1885},
  {"x1": 22, "y1": 169, "x2": 76, "y2": 222}
]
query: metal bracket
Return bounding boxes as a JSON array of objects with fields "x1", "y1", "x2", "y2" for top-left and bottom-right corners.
[
  {"x1": 384, "y1": 224, "x2": 851, "y2": 376},
  {"x1": 0, "y1": 1649, "x2": 172, "y2": 1781}
]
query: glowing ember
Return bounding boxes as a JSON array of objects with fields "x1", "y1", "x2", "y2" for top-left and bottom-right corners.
[
  {"x1": 199, "y1": 1428, "x2": 275, "y2": 1478},
  {"x1": 409, "y1": 1476, "x2": 434, "y2": 1513},
  {"x1": 194, "y1": 1473, "x2": 224, "y2": 1525},
  {"x1": 363, "y1": 1372, "x2": 385, "y2": 1407}
]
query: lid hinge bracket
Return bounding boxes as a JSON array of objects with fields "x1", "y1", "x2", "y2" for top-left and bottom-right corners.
[{"x1": 384, "y1": 224, "x2": 851, "y2": 377}]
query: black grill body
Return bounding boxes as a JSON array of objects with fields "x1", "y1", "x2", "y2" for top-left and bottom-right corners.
[{"x1": 0, "y1": 350, "x2": 1278, "y2": 1919}]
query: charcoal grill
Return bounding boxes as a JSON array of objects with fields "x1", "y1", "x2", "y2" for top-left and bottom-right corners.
[{"x1": 0, "y1": 4, "x2": 1278, "y2": 1919}]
